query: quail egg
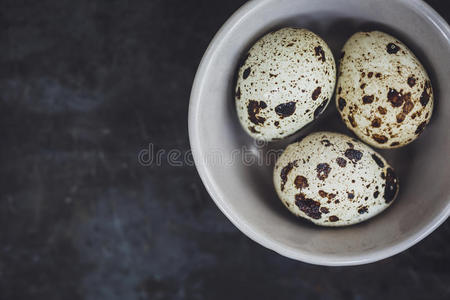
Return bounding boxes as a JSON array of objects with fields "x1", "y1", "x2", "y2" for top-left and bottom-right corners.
[
  {"x1": 336, "y1": 31, "x2": 433, "y2": 148},
  {"x1": 273, "y1": 132, "x2": 399, "y2": 226},
  {"x1": 235, "y1": 27, "x2": 336, "y2": 141}
]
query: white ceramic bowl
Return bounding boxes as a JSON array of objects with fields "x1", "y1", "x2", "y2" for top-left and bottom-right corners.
[{"x1": 189, "y1": 0, "x2": 450, "y2": 266}]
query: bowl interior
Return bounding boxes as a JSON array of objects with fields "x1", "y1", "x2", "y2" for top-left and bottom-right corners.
[{"x1": 189, "y1": 0, "x2": 450, "y2": 265}]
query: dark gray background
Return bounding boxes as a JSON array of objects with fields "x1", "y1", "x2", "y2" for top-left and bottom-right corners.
[{"x1": 0, "y1": 1, "x2": 449, "y2": 299}]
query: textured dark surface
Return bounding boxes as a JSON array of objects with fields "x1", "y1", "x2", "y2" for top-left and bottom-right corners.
[{"x1": 0, "y1": 1, "x2": 449, "y2": 299}]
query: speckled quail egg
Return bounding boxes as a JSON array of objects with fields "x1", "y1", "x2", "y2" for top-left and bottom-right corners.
[
  {"x1": 273, "y1": 132, "x2": 399, "y2": 226},
  {"x1": 336, "y1": 31, "x2": 433, "y2": 148},
  {"x1": 235, "y1": 27, "x2": 336, "y2": 141}
]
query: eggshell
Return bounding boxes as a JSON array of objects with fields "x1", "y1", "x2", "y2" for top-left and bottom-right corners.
[
  {"x1": 336, "y1": 31, "x2": 433, "y2": 148},
  {"x1": 273, "y1": 132, "x2": 399, "y2": 226},
  {"x1": 235, "y1": 27, "x2": 336, "y2": 141}
]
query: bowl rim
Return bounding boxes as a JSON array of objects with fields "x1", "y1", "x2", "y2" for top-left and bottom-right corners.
[{"x1": 188, "y1": 0, "x2": 450, "y2": 266}]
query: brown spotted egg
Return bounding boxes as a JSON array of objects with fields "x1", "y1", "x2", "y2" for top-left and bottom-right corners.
[
  {"x1": 235, "y1": 27, "x2": 336, "y2": 141},
  {"x1": 336, "y1": 31, "x2": 433, "y2": 148},
  {"x1": 273, "y1": 132, "x2": 399, "y2": 226}
]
